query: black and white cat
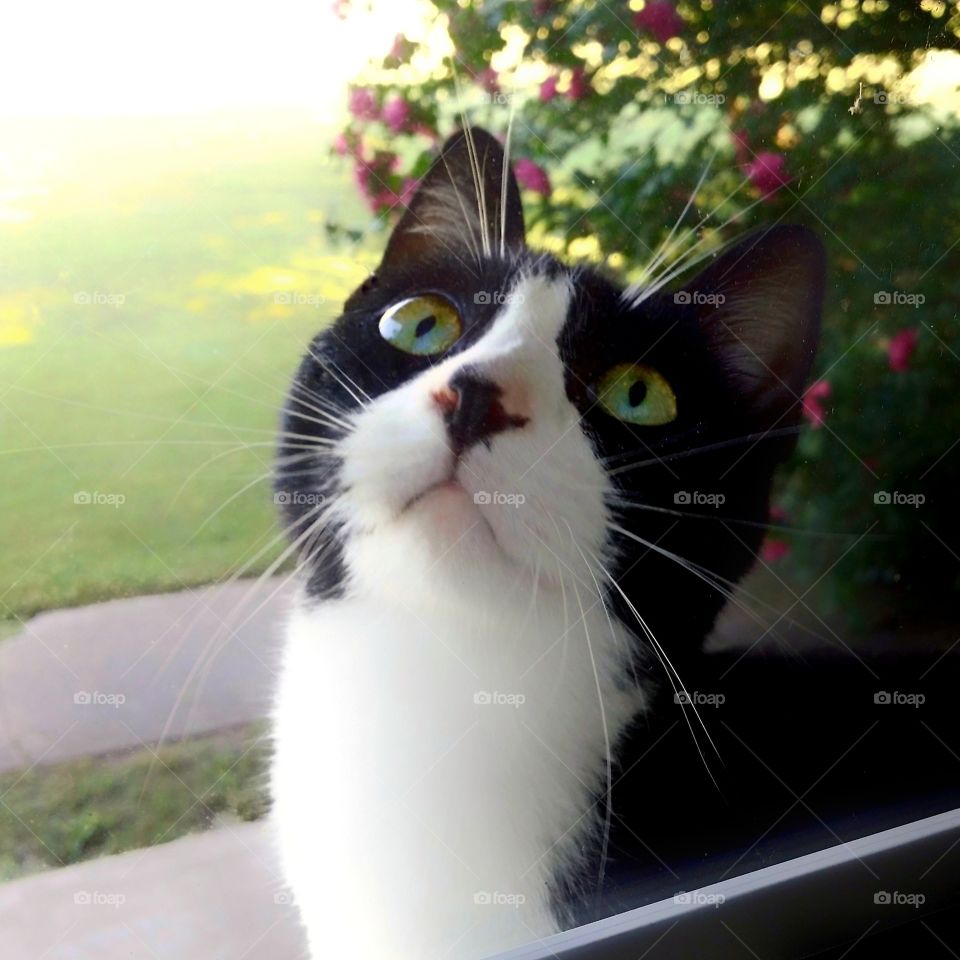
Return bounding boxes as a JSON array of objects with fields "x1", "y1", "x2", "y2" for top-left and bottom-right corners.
[{"x1": 271, "y1": 127, "x2": 824, "y2": 959}]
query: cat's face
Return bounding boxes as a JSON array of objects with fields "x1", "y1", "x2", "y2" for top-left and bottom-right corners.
[{"x1": 278, "y1": 128, "x2": 825, "y2": 650}]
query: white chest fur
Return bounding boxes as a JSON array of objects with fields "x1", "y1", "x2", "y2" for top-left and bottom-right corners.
[{"x1": 271, "y1": 525, "x2": 644, "y2": 960}]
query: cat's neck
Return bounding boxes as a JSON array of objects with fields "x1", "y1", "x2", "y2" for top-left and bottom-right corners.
[{"x1": 275, "y1": 556, "x2": 644, "y2": 959}]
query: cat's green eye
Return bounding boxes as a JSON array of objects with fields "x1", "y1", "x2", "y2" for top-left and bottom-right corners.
[
  {"x1": 378, "y1": 295, "x2": 462, "y2": 356},
  {"x1": 596, "y1": 363, "x2": 677, "y2": 426}
]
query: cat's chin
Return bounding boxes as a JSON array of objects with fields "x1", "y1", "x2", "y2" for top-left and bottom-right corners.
[
  {"x1": 402, "y1": 478, "x2": 487, "y2": 532},
  {"x1": 399, "y1": 479, "x2": 506, "y2": 557},
  {"x1": 401, "y1": 477, "x2": 466, "y2": 514}
]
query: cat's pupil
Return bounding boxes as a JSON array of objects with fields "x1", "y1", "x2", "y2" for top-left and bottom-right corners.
[
  {"x1": 415, "y1": 315, "x2": 437, "y2": 338},
  {"x1": 628, "y1": 379, "x2": 647, "y2": 407}
]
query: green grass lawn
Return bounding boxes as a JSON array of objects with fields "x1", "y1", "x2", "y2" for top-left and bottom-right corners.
[
  {"x1": 0, "y1": 112, "x2": 378, "y2": 624},
  {"x1": 0, "y1": 723, "x2": 269, "y2": 881}
]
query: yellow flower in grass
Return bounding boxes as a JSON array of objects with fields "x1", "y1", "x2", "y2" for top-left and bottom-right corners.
[{"x1": 0, "y1": 297, "x2": 40, "y2": 347}]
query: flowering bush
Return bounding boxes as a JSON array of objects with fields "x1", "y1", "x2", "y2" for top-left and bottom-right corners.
[{"x1": 332, "y1": 0, "x2": 960, "y2": 633}]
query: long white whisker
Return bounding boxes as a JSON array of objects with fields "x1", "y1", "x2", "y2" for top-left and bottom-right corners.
[
  {"x1": 448, "y1": 65, "x2": 487, "y2": 265},
  {"x1": 625, "y1": 159, "x2": 783, "y2": 310},
  {"x1": 286, "y1": 387, "x2": 354, "y2": 431},
  {"x1": 151, "y1": 498, "x2": 334, "y2": 764},
  {"x1": 2, "y1": 383, "x2": 285, "y2": 436},
  {"x1": 184, "y1": 453, "x2": 326, "y2": 546},
  {"x1": 283, "y1": 406, "x2": 351, "y2": 434},
  {"x1": 568, "y1": 551, "x2": 613, "y2": 892},
  {"x1": 559, "y1": 519, "x2": 620, "y2": 892},
  {"x1": 0, "y1": 439, "x2": 281, "y2": 457},
  {"x1": 460, "y1": 118, "x2": 491, "y2": 258},
  {"x1": 627, "y1": 176, "x2": 776, "y2": 309},
  {"x1": 500, "y1": 95, "x2": 516, "y2": 257},
  {"x1": 591, "y1": 550, "x2": 722, "y2": 788},
  {"x1": 605, "y1": 520, "x2": 815, "y2": 649},
  {"x1": 306, "y1": 350, "x2": 371, "y2": 407},
  {"x1": 605, "y1": 426, "x2": 803, "y2": 476},
  {"x1": 287, "y1": 388, "x2": 355, "y2": 425},
  {"x1": 633, "y1": 151, "x2": 715, "y2": 289},
  {"x1": 606, "y1": 496, "x2": 860, "y2": 541}
]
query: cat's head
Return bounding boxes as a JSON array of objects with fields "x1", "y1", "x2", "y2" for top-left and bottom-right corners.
[{"x1": 277, "y1": 127, "x2": 825, "y2": 652}]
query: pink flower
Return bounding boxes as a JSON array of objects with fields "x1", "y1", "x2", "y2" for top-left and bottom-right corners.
[
  {"x1": 353, "y1": 148, "x2": 409, "y2": 212},
  {"x1": 476, "y1": 67, "x2": 499, "y2": 95},
  {"x1": 634, "y1": 1, "x2": 684, "y2": 44},
  {"x1": 540, "y1": 75, "x2": 559, "y2": 102},
  {"x1": 769, "y1": 504, "x2": 790, "y2": 525},
  {"x1": 369, "y1": 191, "x2": 394, "y2": 212},
  {"x1": 533, "y1": 0, "x2": 554, "y2": 16},
  {"x1": 332, "y1": 0, "x2": 350, "y2": 20},
  {"x1": 354, "y1": 160, "x2": 372, "y2": 196},
  {"x1": 411, "y1": 122, "x2": 439, "y2": 141},
  {"x1": 332, "y1": 132, "x2": 350, "y2": 156},
  {"x1": 382, "y1": 96, "x2": 411, "y2": 133},
  {"x1": 887, "y1": 328, "x2": 919, "y2": 373},
  {"x1": 348, "y1": 87, "x2": 378, "y2": 121},
  {"x1": 802, "y1": 379, "x2": 831, "y2": 430},
  {"x1": 514, "y1": 158, "x2": 551, "y2": 196},
  {"x1": 567, "y1": 67, "x2": 588, "y2": 101},
  {"x1": 760, "y1": 539, "x2": 791, "y2": 563},
  {"x1": 744, "y1": 151, "x2": 789, "y2": 199},
  {"x1": 367, "y1": 177, "x2": 419, "y2": 214}
]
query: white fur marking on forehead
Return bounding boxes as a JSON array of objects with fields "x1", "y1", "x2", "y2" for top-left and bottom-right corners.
[{"x1": 471, "y1": 271, "x2": 574, "y2": 354}]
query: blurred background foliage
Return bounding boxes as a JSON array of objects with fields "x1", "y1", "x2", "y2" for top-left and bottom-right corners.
[{"x1": 331, "y1": 0, "x2": 960, "y2": 637}]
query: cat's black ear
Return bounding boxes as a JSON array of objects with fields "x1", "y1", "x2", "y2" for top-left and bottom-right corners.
[
  {"x1": 380, "y1": 127, "x2": 525, "y2": 269},
  {"x1": 681, "y1": 225, "x2": 825, "y2": 412}
]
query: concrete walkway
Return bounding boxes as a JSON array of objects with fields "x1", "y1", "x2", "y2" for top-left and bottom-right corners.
[
  {"x1": 0, "y1": 822, "x2": 307, "y2": 959},
  {"x1": 0, "y1": 569, "x2": 832, "y2": 775},
  {"x1": 0, "y1": 578, "x2": 294, "y2": 773}
]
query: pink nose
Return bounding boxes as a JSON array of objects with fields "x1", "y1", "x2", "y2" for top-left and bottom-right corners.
[{"x1": 431, "y1": 370, "x2": 528, "y2": 455}]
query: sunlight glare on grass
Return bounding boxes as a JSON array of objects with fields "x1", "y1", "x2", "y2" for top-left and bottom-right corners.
[{"x1": 0, "y1": 0, "x2": 419, "y2": 619}]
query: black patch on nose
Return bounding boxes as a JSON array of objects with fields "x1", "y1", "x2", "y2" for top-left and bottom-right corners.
[{"x1": 444, "y1": 368, "x2": 528, "y2": 456}]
